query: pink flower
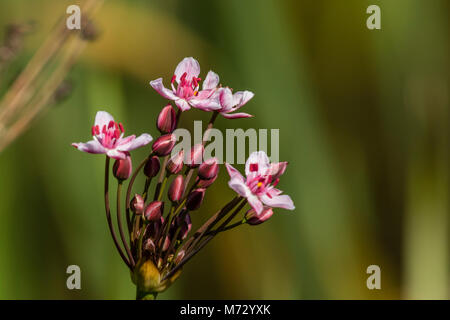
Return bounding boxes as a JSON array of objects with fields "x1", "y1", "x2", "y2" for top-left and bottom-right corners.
[
  {"x1": 225, "y1": 151, "x2": 294, "y2": 214},
  {"x1": 217, "y1": 87, "x2": 254, "y2": 119},
  {"x1": 149, "y1": 57, "x2": 221, "y2": 112},
  {"x1": 72, "y1": 111, "x2": 152, "y2": 160}
]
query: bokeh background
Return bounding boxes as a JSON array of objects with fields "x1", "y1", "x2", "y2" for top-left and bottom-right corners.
[{"x1": 0, "y1": 0, "x2": 448, "y2": 299}]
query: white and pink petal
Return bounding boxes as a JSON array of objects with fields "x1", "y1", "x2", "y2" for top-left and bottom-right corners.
[
  {"x1": 219, "y1": 87, "x2": 234, "y2": 112},
  {"x1": 175, "y1": 99, "x2": 191, "y2": 112},
  {"x1": 202, "y1": 71, "x2": 220, "y2": 90},
  {"x1": 225, "y1": 163, "x2": 245, "y2": 182},
  {"x1": 247, "y1": 194, "x2": 264, "y2": 214},
  {"x1": 117, "y1": 133, "x2": 152, "y2": 152},
  {"x1": 150, "y1": 78, "x2": 178, "y2": 100},
  {"x1": 72, "y1": 140, "x2": 107, "y2": 155},
  {"x1": 94, "y1": 111, "x2": 115, "y2": 129},
  {"x1": 233, "y1": 90, "x2": 254, "y2": 108},
  {"x1": 260, "y1": 193, "x2": 295, "y2": 211},
  {"x1": 221, "y1": 112, "x2": 253, "y2": 119},
  {"x1": 228, "y1": 177, "x2": 250, "y2": 198},
  {"x1": 245, "y1": 151, "x2": 271, "y2": 177},
  {"x1": 174, "y1": 57, "x2": 200, "y2": 82}
]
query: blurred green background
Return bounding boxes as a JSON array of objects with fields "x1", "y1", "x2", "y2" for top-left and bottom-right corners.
[{"x1": 0, "y1": 0, "x2": 448, "y2": 299}]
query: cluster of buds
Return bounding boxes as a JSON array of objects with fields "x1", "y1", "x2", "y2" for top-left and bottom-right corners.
[{"x1": 72, "y1": 57, "x2": 294, "y2": 299}]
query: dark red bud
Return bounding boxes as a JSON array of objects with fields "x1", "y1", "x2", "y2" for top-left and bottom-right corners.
[
  {"x1": 162, "y1": 236, "x2": 170, "y2": 251},
  {"x1": 157, "y1": 104, "x2": 177, "y2": 133},
  {"x1": 186, "y1": 188, "x2": 206, "y2": 211},
  {"x1": 178, "y1": 212, "x2": 192, "y2": 240},
  {"x1": 152, "y1": 133, "x2": 176, "y2": 156},
  {"x1": 113, "y1": 154, "x2": 132, "y2": 181},
  {"x1": 196, "y1": 175, "x2": 217, "y2": 188},
  {"x1": 144, "y1": 201, "x2": 164, "y2": 222},
  {"x1": 144, "y1": 156, "x2": 160, "y2": 178},
  {"x1": 245, "y1": 207, "x2": 274, "y2": 225},
  {"x1": 198, "y1": 157, "x2": 219, "y2": 180},
  {"x1": 186, "y1": 144, "x2": 204, "y2": 168},
  {"x1": 130, "y1": 194, "x2": 144, "y2": 215},
  {"x1": 166, "y1": 150, "x2": 184, "y2": 174},
  {"x1": 168, "y1": 175, "x2": 184, "y2": 202}
]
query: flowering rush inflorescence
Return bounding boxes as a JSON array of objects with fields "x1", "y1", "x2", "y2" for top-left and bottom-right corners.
[{"x1": 72, "y1": 57, "x2": 294, "y2": 299}]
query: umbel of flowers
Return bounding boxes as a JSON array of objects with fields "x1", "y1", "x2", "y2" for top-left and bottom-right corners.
[{"x1": 72, "y1": 57, "x2": 295, "y2": 299}]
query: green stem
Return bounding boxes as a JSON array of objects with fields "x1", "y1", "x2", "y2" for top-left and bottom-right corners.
[
  {"x1": 117, "y1": 181, "x2": 135, "y2": 266},
  {"x1": 104, "y1": 156, "x2": 131, "y2": 269}
]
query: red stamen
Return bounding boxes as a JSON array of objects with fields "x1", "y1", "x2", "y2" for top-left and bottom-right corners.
[
  {"x1": 171, "y1": 75, "x2": 176, "y2": 84},
  {"x1": 266, "y1": 192, "x2": 273, "y2": 199},
  {"x1": 250, "y1": 163, "x2": 258, "y2": 172},
  {"x1": 273, "y1": 178, "x2": 280, "y2": 187},
  {"x1": 119, "y1": 123, "x2": 124, "y2": 133},
  {"x1": 180, "y1": 72, "x2": 187, "y2": 84},
  {"x1": 91, "y1": 126, "x2": 96, "y2": 136},
  {"x1": 193, "y1": 77, "x2": 201, "y2": 87},
  {"x1": 108, "y1": 121, "x2": 115, "y2": 129}
]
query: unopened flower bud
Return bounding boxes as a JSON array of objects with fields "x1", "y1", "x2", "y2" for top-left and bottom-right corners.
[
  {"x1": 152, "y1": 134, "x2": 176, "y2": 156},
  {"x1": 245, "y1": 207, "x2": 274, "y2": 225},
  {"x1": 186, "y1": 144, "x2": 204, "y2": 168},
  {"x1": 196, "y1": 175, "x2": 217, "y2": 188},
  {"x1": 198, "y1": 157, "x2": 219, "y2": 180},
  {"x1": 131, "y1": 194, "x2": 144, "y2": 215},
  {"x1": 166, "y1": 150, "x2": 184, "y2": 174},
  {"x1": 144, "y1": 201, "x2": 164, "y2": 222},
  {"x1": 144, "y1": 156, "x2": 160, "y2": 178},
  {"x1": 157, "y1": 104, "x2": 176, "y2": 133},
  {"x1": 186, "y1": 188, "x2": 205, "y2": 211},
  {"x1": 162, "y1": 236, "x2": 170, "y2": 251},
  {"x1": 113, "y1": 154, "x2": 132, "y2": 181},
  {"x1": 175, "y1": 250, "x2": 185, "y2": 264},
  {"x1": 178, "y1": 212, "x2": 192, "y2": 240},
  {"x1": 144, "y1": 238, "x2": 155, "y2": 253},
  {"x1": 168, "y1": 175, "x2": 184, "y2": 202}
]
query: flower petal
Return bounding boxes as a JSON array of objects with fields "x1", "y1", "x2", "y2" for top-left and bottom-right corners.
[
  {"x1": 72, "y1": 140, "x2": 106, "y2": 154},
  {"x1": 106, "y1": 149, "x2": 127, "y2": 160},
  {"x1": 245, "y1": 151, "x2": 270, "y2": 176},
  {"x1": 117, "y1": 133, "x2": 152, "y2": 152},
  {"x1": 203, "y1": 71, "x2": 219, "y2": 90},
  {"x1": 221, "y1": 112, "x2": 253, "y2": 119},
  {"x1": 233, "y1": 90, "x2": 254, "y2": 108},
  {"x1": 94, "y1": 111, "x2": 114, "y2": 128},
  {"x1": 247, "y1": 194, "x2": 264, "y2": 214},
  {"x1": 150, "y1": 78, "x2": 178, "y2": 100},
  {"x1": 175, "y1": 99, "x2": 191, "y2": 112},
  {"x1": 225, "y1": 163, "x2": 245, "y2": 182},
  {"x1": 269, "y1": 161, "x2": 288, "y2": 180},
  {"x1": 261, "y1": 194, "x2": 295, "y2": 210},
  {"x1": 189, "y1": 97, "x2": 221, "y2": 111},
  {"x1": 174, "y1": 57, "x2": 200, "y2": 82},
  {"x1": 219, "y1": 87, "x2": 234, "y2": 112},
  {"x1": 228, "y1": 177, "x2": 250, "y2": 198}
]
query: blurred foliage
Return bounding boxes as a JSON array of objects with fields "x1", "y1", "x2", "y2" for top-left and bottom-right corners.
[{"x1": 0, "y1": 0, "x2": 448, "y2": 299}]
